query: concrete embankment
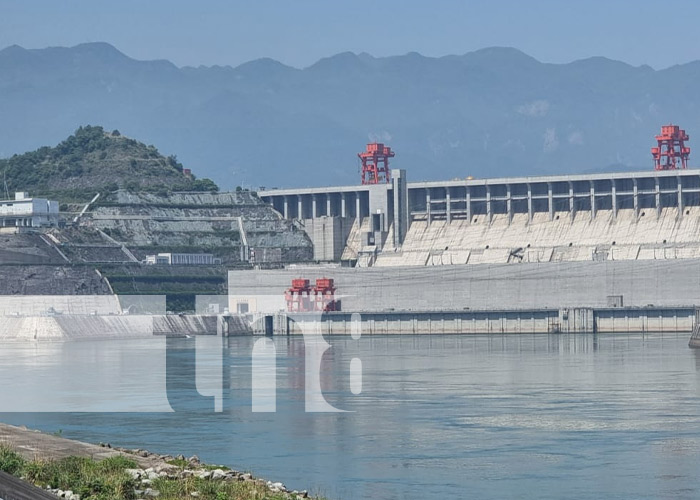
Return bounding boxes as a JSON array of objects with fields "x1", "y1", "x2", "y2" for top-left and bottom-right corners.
[
  {"x1": 0, "y1": 422, "x2": 159, "y2": 467},
  {"x1": 0, "y1": 314, "x2": 252, "y2": 340}
]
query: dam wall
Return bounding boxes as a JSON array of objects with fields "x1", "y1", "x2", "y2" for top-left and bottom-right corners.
[
  {"x1": 229, "y1": 259, "x2": 700, "y2": 313},
  {"x1": 259, "y1": 168, "x2": 700, "y2": 267},
  {"x1": 302, "y1": 216, "x2": 355, "y2": 261}
]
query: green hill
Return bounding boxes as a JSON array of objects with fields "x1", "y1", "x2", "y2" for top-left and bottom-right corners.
[{"x1": 0, "y1": 125, "x2": 218, "y2": 201}]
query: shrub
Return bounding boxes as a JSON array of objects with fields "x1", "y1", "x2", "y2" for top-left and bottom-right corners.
[{"x1": 0, "y1": 445, "x2": 25, "y2": 475}]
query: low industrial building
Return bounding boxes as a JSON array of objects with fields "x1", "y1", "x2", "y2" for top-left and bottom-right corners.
[
  {"x1": 145, "y1": 252, "x2": 221, "y2": 265},
  {"x1": 0, "y1": 192, "x2": 59, "y2": 228}
]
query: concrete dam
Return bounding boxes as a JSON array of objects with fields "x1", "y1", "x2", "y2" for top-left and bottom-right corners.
[
  {"x1": 259, "y1": 168, "x2": 700, "y2": 267},
  {"x1": 252, "y1": 168, "x2": 700, "y2": 336}
]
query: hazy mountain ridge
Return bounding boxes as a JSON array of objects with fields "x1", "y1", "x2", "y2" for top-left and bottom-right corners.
[{"x1": 0, "y1": 42, "x2": 696, "y2": 188}]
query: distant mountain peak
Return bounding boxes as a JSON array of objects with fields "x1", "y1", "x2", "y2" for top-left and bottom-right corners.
[
  {"x1": 0, "y1": 44, "x2": 28, "y2": 54},
  {"x1": 471, "y1": 46, "x2": 533, "y2": 57},
  {"x1": 307, "y1": 51, "x2": 366, "y2": 71},
  {"x1": 461, "y1": 46, "x2": 541, "y2": 66},
  {"x1": 567, "y1": 55, "x2": 634, "y2": 68},
  {"x1": 72, "y1": 41, "x2": 123, "y2": 52},
  {"x1": 33, "y1": 41, "x2": 129, "y2": 60},
  {"x1": 234, "y1": 57, "x2": 297, "y2": 74},
  {"x1": 0, "y1": 44, "x2": 34, "y2": 64}
]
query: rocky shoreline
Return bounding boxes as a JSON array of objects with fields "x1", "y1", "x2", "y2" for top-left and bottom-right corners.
[
  {"x1": 0, "y1": 423, "x2": 317, "y2": 500},
  {"x1": 90, "y1": 443, "x2": 309, "y2": 499}
]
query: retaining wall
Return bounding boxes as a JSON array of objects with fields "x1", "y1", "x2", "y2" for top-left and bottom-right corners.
[
  {"x1": 278, "y1": 307, "x2": 695, "y2": 335},
  {"x1": 229, "y1": 259, "x2": 700, "y2": 313}
]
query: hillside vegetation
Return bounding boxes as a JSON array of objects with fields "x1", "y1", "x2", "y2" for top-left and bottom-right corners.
[{"x1": 0, "y1": 125, "x2": 218, "y2": 201}]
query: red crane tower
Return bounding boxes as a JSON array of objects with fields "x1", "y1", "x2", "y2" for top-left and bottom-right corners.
[
  {"x1": 651, "y1": 124, "x2": 690, "y2": 170},
  {"x1": 358, "y1": 143, "x2": 395, "y2": 184}
]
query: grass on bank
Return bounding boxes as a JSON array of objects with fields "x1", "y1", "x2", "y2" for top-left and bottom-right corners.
[{"x1": 0, "y1": 444, "x2": 300, "y2": 500}]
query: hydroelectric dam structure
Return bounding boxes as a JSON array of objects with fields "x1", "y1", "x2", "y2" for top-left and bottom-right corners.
[
  {"x1": 259, "y1": 167, "x2": 700, "y2": 266},
  {"x1": 244, "y1": 135, "x2": 700, "y2": 339}
]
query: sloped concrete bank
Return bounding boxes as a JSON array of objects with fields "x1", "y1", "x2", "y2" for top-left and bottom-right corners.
[{"x1": 0, "y1": 314, "x2": 252, "y2": 340}]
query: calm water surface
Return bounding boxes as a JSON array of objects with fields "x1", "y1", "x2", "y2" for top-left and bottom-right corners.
[{"x1": 2, "y1": 333, "x2": 700, "y2": 500}]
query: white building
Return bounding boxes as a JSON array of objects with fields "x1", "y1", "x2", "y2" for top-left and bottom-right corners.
[{"x1": 0, "y1": 192, "x2": 59, "y2": 228}]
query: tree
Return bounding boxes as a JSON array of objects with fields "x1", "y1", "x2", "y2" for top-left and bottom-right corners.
[{"x1": 192, "y1": 178, "x2": 219, "y2": 192}]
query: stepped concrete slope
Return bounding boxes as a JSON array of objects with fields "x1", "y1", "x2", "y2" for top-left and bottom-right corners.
[
  {"x1": 86, "y1": 190, "x2": 312, "y2": 265},
  {"x1": 386, "y1": 207, "x2": 700, "y2": 266}
]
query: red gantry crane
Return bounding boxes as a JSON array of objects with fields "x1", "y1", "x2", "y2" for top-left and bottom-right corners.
[
  {"x1": 358, "y1": 143, "x2": 394, "y2": 185},
  {"x1": 285, "y1": 278, "x2": 339, "y2": 312},
  {"x1": 285, "y1": 278, "x2": 312, "y2": 313},
  {"x1": 313, "y1": 278, "x2": 338, "y2": 312},
  {"x1": 651, "y1": 124, "x2": 690, "y2": 170}
]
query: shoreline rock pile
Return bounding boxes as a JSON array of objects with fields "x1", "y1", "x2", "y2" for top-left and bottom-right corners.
[{"x1": 95, "y1": 443, "x2": 310, "y2": 499}]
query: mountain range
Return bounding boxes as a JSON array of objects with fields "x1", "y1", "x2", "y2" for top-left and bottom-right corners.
[{"x1": 0, "y1": 42, "x2": 696, "y2": 189}]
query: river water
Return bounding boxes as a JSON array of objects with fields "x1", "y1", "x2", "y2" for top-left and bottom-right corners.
[{"x1": 2, "y1": 333, "x2": 700, "y2": 499}]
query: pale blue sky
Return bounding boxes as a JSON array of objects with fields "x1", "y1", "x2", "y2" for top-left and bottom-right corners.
[{"x1": 1, "y1": 0, "x2": 699, "y2": 69}]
